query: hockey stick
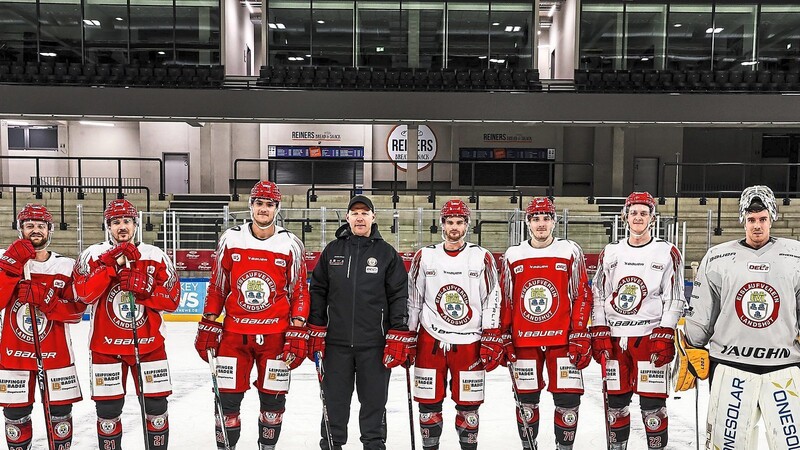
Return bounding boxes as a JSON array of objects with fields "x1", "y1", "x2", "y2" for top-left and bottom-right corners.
[
  {"x1": 120, "y1": 257, "x2": 151, "y2": 450},
  {"x1": 507, "y1": 363, "x2": 536, "y2": 450},
  {"x1": 314, "y1": 352, "x2": 335, "y2": 450},
  {"x1": 23, "y1": 262, "x2": 57, "y2": 450},
  {"x1": 207, "y1": 349, "x2": 231, "y2": 450},
  {"x1": 599, "y1": 354, "x2": 612, "y2": 450},
  {"x1": 404, "y1": 364, "x2": 416, "y2": 450},
  {"x1": 690, "y1": 261, "x2": 700, "y2": 450}
]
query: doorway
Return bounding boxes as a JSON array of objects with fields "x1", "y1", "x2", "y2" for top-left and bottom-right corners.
[
  {"x1": 633, "y1": 157, "x2": 659, "y2": 194},
  {"x1": 164, "y1": 153, "x2": 190, "y2": 194}
]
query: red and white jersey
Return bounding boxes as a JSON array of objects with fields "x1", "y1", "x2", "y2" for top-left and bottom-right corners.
[
  {"x1": 205, "y1": 224, "x2": 308, "y2": 335},
  {"x1": 74, "y1": 242, "x2": 180, "y2": 356},
  {"x1": 592, "y1": 238, "x2": 684, "y2": 337},
  {"x1": 407, "y1": 242, "x2": 501, "y2": 345},
  {"x1": 0, "y1": 250, "x2": 85, "y2": 370},
  {"x1": 500, "y1": 238, "x2": 591, "y2": 347}
]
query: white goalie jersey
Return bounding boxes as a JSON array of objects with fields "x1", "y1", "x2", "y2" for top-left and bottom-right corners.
[
  {"x1": 407, "y1": 243, "x2": 501, "y2": 345},
  {"x1": 685, "y1": 237, "x2": 800, "y2": 367}
]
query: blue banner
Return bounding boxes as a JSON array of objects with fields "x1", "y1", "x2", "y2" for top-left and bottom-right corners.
[{"x1": 176, "y1": 277, "x2": 209, "y2": 315}]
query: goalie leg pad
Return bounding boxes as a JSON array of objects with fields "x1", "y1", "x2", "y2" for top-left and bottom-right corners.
[
  {"x1": 3, "y1": 407, "x2": 32, "y2": 450},
  {"x1": 640, "y1": 397, "x2": 668, "y2": 450},
  {"x1": 758, "y1": 366, "x2": 800, "y2": 450},
  {"x1": 706, "y1": 364, "x2": 762, "y2": 450},
  {"x1": 419, "y1": 402, "x2": 443, "y2": 450},
  {"x1": 553, "y1": 393, "x2": 581, "y2": 448},
  {"x1": 455, "y1": 404, "x2": 479, "y2": 450},
  {"x1": 517, "y1": 392, "x2": 540, "y2": 449}
]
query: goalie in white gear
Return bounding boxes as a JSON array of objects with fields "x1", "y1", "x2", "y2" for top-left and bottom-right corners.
[
  {"x1": 684, "y1": 185, "x2": 800, "y2": 450},
  {"x1": 407, "y1": 199, "x2": 502, "y2": 450}
]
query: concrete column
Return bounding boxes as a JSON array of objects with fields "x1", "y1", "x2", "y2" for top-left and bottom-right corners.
[
  {"x1": 199, "y1": 124, "x2": 213, "y2": 193},
  {"x1": 408, "y1": 9, "x2": 420, "y2": 68},
  {"x1": 612, "y1": 126, "x2": 625, "y2": 196},
  {"x1": 407, "y1": 124, "x2": 418, "y2": 190}
]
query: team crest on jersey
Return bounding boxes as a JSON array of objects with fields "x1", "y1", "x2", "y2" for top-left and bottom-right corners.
[
  {"x1": 236, "y1": 271, "x2": 277, "y2": 312},
  {"x1": 435, "y1": 284, "x2": 473, "y2": 326},
  {"x1": 106, "y1": 284, "x2": 147, "y2": 329},
  {"x1": 734, "y1": 282, "x2": 780, "y2": 328},
  {"x1": 10, "y1": 301, "x2": 50, "y2": 342},
  {"x1": 611, "y1": 276, "x2": 647, "y2": 315},
  {"x1": 519, "y1": 278, "x2": 559, "y2": 323}
]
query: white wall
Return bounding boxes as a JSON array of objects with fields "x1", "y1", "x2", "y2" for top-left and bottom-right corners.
[
  {"x1": 550, "y1": 0, "x2": 577, "y2": 79},
  {"x1": 223, "y1": 0, "x2": 255, "y2": 76},
  {"x1": 538, "y1": 30, "x2": 551, "y2": 78},
  {"x1": 140, "y1": 122, "x2": 200, "y2": 194}
]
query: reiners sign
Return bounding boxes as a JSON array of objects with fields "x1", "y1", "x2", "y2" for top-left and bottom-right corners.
[{"x1": 386, "y1": 125, "x2": 437, "y2": 171}]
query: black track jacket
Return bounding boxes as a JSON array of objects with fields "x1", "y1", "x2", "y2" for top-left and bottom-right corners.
[{"x1": 309, "y1": 223, "x2": 409, "y2": 347}]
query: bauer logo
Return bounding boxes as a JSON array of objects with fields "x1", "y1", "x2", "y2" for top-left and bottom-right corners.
[{"x1": 748, "y1": 262, "x2": 770, "y2": 272}]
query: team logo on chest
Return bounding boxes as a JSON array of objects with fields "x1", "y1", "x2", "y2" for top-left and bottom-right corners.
[
  {"x1": 236, "y1": 270, "x2": 277, "y2": 312},
  {"x1": 734, "y1": 282, "x2": 780, "y2": 328},
  {"x1": 106, "y1": 284, "x2": 147, "y2": 329},
  {"x1": 11, "y1": 302, "x2": 50, "y2": 342},
  {"x1": 520, "y1": 278, "x2": 559, "y2": 323},
  {"x1": 611, "y1": 276, "x2": 647, "y2": 315},
  {"x1": 435, "y1": 284, "x2": 472, "y2": 326}
]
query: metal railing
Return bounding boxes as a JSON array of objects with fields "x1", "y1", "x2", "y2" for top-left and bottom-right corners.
[
  {"x1": 34, "y1": 176, "x2": 142, "y2": 193},
  {"x1": 231, "y1": 157, "x2": 595, "y2": 203},
  {"x1": 0, "y1": 155, "x2": 166, "y2": 200}
]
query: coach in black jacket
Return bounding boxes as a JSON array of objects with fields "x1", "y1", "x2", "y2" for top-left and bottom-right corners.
[{"x1": 308, "y1": 195, "x2": 415, "y2": 450}]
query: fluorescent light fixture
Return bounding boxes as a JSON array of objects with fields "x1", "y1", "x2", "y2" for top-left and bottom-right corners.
[
  {"x1": 641, "y1": 57, "x2": 650, "y2": 61},
  {"x1": 788, "y1": 43, "x2": 793, "y2": 49},
  {"x1": 706, "y1": 27, "x2": 723, "y2": 33},
  {"x1": 276, "y1": 23, "x2": 285, "y2": 29},
  {"x1": 741, "y1": 61, "x2": 758, "y2": 66},
  {"x1": 492, "y1": 22, "x2": 500, "y2": 26},
  {"x1": 674, "y1": 23, "x2": 682, "y2": 27},
  {"x1": 478, "y1": 55, "x2": 487, "y2": 59},
  {"x1": 317, "y1": 20, "x2": 325, "y2": 24},
  {"x1": 244, "y1": 0, "x2": 254, "y2": 13},
  {"x1": 305, "y1": 54, "x2": 311, "y2": 57},
  {"x1": 513, "y1": 26, "x2": 521, "y2": 32},
  {"x1": 39, "y1": 52, "x2": 57, "y2": 57},
  {"x1": 79, "y1": 121, "x2": 115, "y2": 127},
  {"x1": 83, "y1": 19, "x2": 101, "y2": 26},
  {"x1": 548, "y1": 4, "x2": 557, "y2": 17},
  {"x1": 157, "y1": 51, "x2": 166, "y2": 55},
  {"x1": 6, "y1": 120, "x2": 29, "y2": 126},
  {"x1": 115, "y1": 17, "x2": 123, "y2": 21},
  {"x1": 505, "y1": 26, "x2": 513, "y2": 32},
  {"x1": 268, "y1": 23, "x2": 277, "y2": 29}
]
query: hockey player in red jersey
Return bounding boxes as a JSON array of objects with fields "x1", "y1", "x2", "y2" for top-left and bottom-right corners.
[
  {"x1": 500, "y1": 197, "x2": 592, "y2": 450},
  {"x1": 0, "y1": 204, "x2": 85, "y2": 450},
  {"x1": 407, "y1": 199, "x2": 501, "y2": 450},
  {"x1": 74, "y1": 199, "x2": 180, "y2": 450},
  {"x1": 194, "y1": 180, "x2": 309, "y2": 450},
  {"x1": 591, "y1": 192, "x2": 685, "y2": 450}
]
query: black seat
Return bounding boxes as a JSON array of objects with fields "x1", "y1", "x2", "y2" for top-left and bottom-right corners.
[
  {"x1": 413, "y1": 69, "x2": 429, "y2": 90},
  {"x1": 385, "y1": 68, "x2": 401, "y2": 89},
  {"x1": 256, "y1": 66, "x2": 272, "y2": 86},
  {"x1": 299, "y1": 66, "x2": 315, "y2": 88},
  {"x1": 455, "y1": 69, "x2": 470, "y2": 90},
  {"x1": 313, "y1": 66, "x2": 329, "y2": 88},
  {"x1": 371, "y1": 68, "x2": 386, "y2": 89},
  {"x1": 441, "y1": 68, "x2": 456, "y2": 90},
  {"x1": 499, "y1": 69, "x2": 514, "y2": 89},
  {"x1": 484, "y1": 68, "x2": 499, "y2": 89},
  {"x1": 469, "y1": 69, "x2": 485, "y2": 89},
  {"x1": 512, "y1": 68, "x2": 527, "y2": 90},
  {"x1": 270, "y1": 66, "x2": 286, "y2": 86},
  {"x1": 428, "y1": 70, "x2": 443, "y2": 90},
  {"x1": 328, "y1": 66, "x2": 344, "y2": 88}
]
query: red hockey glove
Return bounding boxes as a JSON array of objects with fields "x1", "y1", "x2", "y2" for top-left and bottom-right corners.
[
  {"x1": 383, "y1": 330, "x2": 417, "y2": 369},
  {"x1": 18, "y1": 280, "x2": 57, "y2": 313},
  {"x1": 307, "y1": 324, "x2": 327, "y2": 361},
  {"x1": 568, "y1": 330, "x2": 592, "y2": 370},
  {"x1": 590, "y1": 325, "x2": 613, "y2": 363},
  {"x1": 195, "y1": 317, "x2": 223, "y2": 362},
  {"x1": 501, "y1": 332, "x2": 516, "y2": 365},
  {"x1": 278, "y1": 326, "x2": 309, "y2": 370},
  {"x1": 0, "y1": 239, "x2": 35, "y2": 277},
  {"x1": 479, "y1": 328, "x2": 504, "y2": 372},
  {"x1": 118, "y1": 268, "x2": 154, "y2": 299},
  {"x1": 649, "y1": 326, "x2": 676, "y2": 367},
  {"x1": 99, "y1": 242, "x2": 141, "y2": 270}
]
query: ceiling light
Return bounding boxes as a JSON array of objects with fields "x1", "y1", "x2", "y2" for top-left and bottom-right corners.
[
  {"x1": 673, "y1": 23, "x2": 682, "y2": 27},
  {"x1": 39, "y1": 52, "x2": 57, "y2": 57},
  {"x1": 641, "y1": 57, "x2": 650, "y2": 61},
  {"x1": 478, "y1": 55, "x2": 487, "y2": 59},
  {"x1": 305, "y1": 54, "x2": 311, "y2": 57},
  {"x1": 741, "y1": 61, "x2": 757, "y2": 66},
  {"x1": 83, "y1": 19, "x2": 100, "y2": 26},
  {"x1": 492, "y1": 22, "x2": 500, "y2": 26},
  {"x1": 276, "y1": 23, "x2": 285, "y2": 29},
  {"x1": 115, "y1": 17, "x2": 123, "y2": 21},
  {"x1": 376, "y1": 46, "x2": 384, "y2": 52},
  {"x1": 317, "y1": 20, "x2": 325, "y2": 24},
  {"x1": 788, "y1": 43, "x2": 792, "y2": 49},
  {"x1": 268, "y1": 23, "x2": 277, "y2": 29},
  {"x1": 513, "y1": 26, "x2": 521, "y2": 32},
  {"x1": 79, "y1": 121, "x2": 115, "y2": 127},
  {"x1": 548, "y1": 5, "x2": 557, "y2": 17},
  {"x1": 505, "y1": 26, "x2": 513, "y2": 32},
  {"x1": 157, "y1": 51, "x2": 166, "y2": 55},
  {"x1": 705, "y1": 27, "x2": 723, "y2": 34}
]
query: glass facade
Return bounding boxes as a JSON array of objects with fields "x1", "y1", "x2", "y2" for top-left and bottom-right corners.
[
  {"x1": 267, "y1": 1, "x2": 535, "y2": 69},
  {"x1": 0, "y1": 0, "x2": 220, "y2": 64},
  {"x1": 580, "y1": 1, "x2": 800, "y2": 72}
]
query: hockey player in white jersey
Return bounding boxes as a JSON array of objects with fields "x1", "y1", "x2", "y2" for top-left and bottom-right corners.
[
  {"x1": 683, "y1": 185, "x2": 800, "y2": 450},
  {"x1": 591, "y1": 192, "x2": 685, "y2": 450},
  {"x1": 407, "y1": 199, "x2": 502, "y2": 450},
  {"x1": 500, "y1": 197, "x2": 592, "y2": 450}
]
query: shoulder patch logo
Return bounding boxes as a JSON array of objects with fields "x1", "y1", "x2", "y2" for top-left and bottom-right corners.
[
  {"x1": 513, "y1": 265, "x2": 523, "y2": 274},
  {"x1": 650, "y1": 263, "x2": 665, "y2": 271},
  {"x1": 367, "y1": 257, "x2": 378, "y2": 267},
  {"x1": 330, "y1": 256, "x2": 345, "y2": 266},
  {"x1": 469, "y1": 270, "x2": 480, "y2": 278},
  {"x1": 425, "y1": 269, "x2": 436, "y2": 277},
  {"x1": 555, "y1": 263, "x2": 567, "y2": 272},
  {"x1": 275, "y1": 258, "x2": 286, "y2": 267},
  {"x1": 231, "y1": 253, "x2": 241, "y2": 262}
]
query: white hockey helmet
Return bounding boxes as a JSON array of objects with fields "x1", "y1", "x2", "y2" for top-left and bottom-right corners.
[{"x1": 739, "y1": 185, "x2": 777, "y2": 223}]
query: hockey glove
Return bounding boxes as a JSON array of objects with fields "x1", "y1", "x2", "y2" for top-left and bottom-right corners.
[
  {"x1": 18, "y1": 280, "x2": 57, "y2": 313},
  {"x1": 195, "y1": 317, "x2": 223, "y2": 362},
  {"x1": 383, "y1": 330, "x2": 417, "y2": 369},
  {"x1": 278, "y1": 326, "x2": 309, "y2": 370},
  {"x1": 307, "y1": 324, "x2": 327, "y2": 361},
  {"x1": 500, "y1": 332, "x2": 516, "y2": 365},
  {"x1": 99, "y1": 242, "x2": 141, "y2": 271},
  {"x1": 567, "y1": 330, "x2": 592, "y2": 370},
  {"x1": 649, "y1": 326, "x2": 676, "y2": 367},
  {"x1": 479, "y1": 328, "x2": 504, "y2": 372},
  {"x1": 674, "y1": 328, "x2": 709, "y2": 391},
  {"x1": 0, "y1": 239, "x2": 35, "y2": 277},
  {"x1": 118, "y1": 268, "x2": 155, "y2": 299},
  {"x1": 590, "y1": 325, "x2": 613, "y2": 363}
]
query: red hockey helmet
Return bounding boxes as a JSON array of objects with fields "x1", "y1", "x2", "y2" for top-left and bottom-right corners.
[
  {"x1": 624, "y1": 191, "x2": 656, "y2": 214},
  {"x1": 17, "y1": 204, "x2": 53, "y2": 225},
  {"x1": 104, "y1": 199, "x2": 138, "y2": 223},
  {"x1": 250, "y1": 180, "x2": 281, "y2": 204},
  {"x1": 526, "y1": 197, "x2": 556, "y2": 218},
  {"x1": 440, "y1": 199, "x2": 470, "y2": 223}
]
